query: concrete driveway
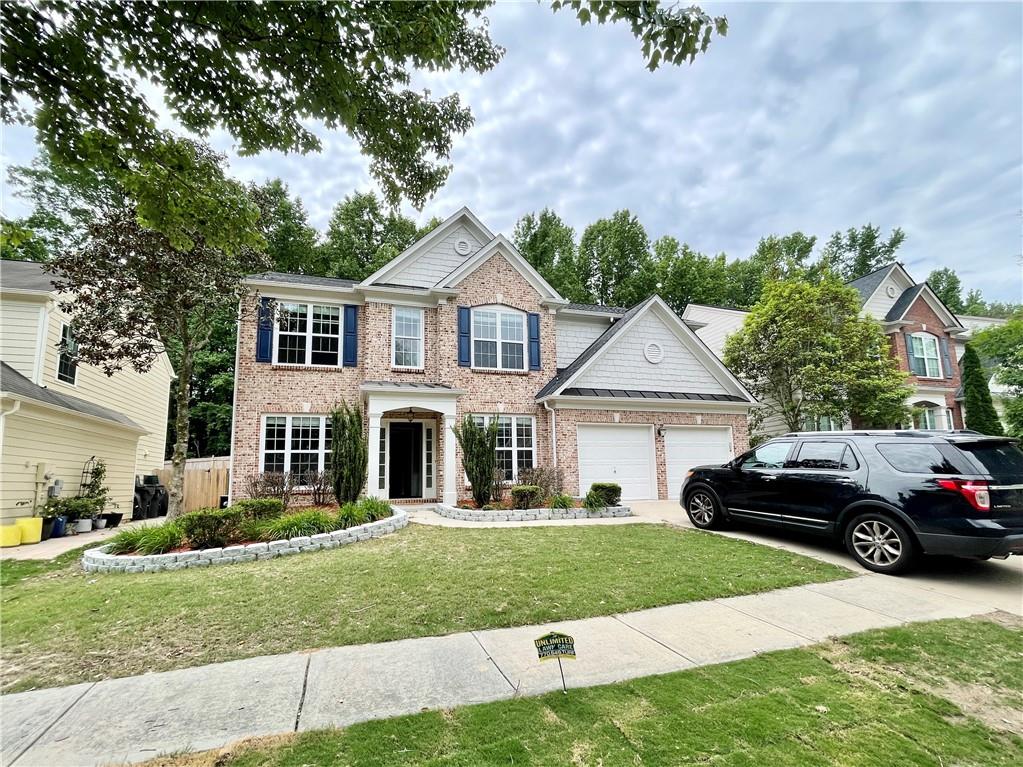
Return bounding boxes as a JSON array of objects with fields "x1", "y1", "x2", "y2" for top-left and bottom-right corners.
[{"x1": 632, "y1": 499, "x2": 1023, "y2": 615}]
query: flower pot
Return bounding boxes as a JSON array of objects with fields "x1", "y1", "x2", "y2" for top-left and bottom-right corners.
[
  {"x1": 74, "y1": 518, "x2": 93, "y2": 534},
  {"x1": 50, "y1": 515, "x2": 67, "y2": 538},
  {"x1": 41, "y1": 516, "x2": 55, "y2": 541},
  {"x1": 0, "y1": 525, "x2": 21, "y2": 548},
  {"x1": 93, "y1": 516, "x2": 108, "y2": 530},
  {"x1": 15, "y1": 517, "x2": 43, "y2": 544},
  {"x1": 104, "y1": 512, "x2": 124, "y2": 528}
]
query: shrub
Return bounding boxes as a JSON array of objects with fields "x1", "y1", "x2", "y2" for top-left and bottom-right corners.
[
  {"x1": 243, "y1": 472, "x2": 295, "y2": 509},
  {"x1": 330, "y1": 400, "x2": 368, "y2": 505},
  {"x1": 358, "y1": 497, "x2": 392, "y2": 521},
  {"x1": 107, "y1": 523, "x2": 184, "y2": 555},
  {"x1": 105, "y1": 525, "x2": 150, "y2": 554},
  {"x1": 548, "y1": 493, "x2": 574, "y2": 510},
  {"x1": 232, "y1": 498, "x2": 285, "y2": 521},
  {"x1": 588, "y1": 482, "x2": 622, "y2": 507},
  {"x1": 583, "y1": 489, "x2": 604, "y2": 512},
  {"x1": 510, "y1": 485, "x2": 543, "y2": 509},
  {"x1": 179, "y1": 508, "x2": 243, "y2": 549},
  {"x1": 452, "y1": 415, "x2": 498, "y2": 508},
  {"x1": 238, "y1": 517, "x2": 269, "y2": 542},
  {"x1": 518, "y1": 466, "x2": 564, "y2": 498},
  {"x1": 337, "y1": 502, "x2": 368, "y2": 529},
  {"x1": 45, "y1": 496, "x2": 102, "y2": 521},
  {"x1": 260, "y1": 510, "x2": 337, "y2": 541},
  {"x1": 303, "y1": 470, "x2": 334, "y2": 506}
]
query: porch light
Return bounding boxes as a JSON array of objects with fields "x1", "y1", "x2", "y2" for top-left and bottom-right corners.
[{"x1": 405, "y1": 408, "x2": 416, "y2": 422}]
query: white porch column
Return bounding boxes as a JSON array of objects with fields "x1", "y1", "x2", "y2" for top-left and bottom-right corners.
[
  {"x1": 443, "y1": 413, "x2": 458, "y2": 506},
  {"x1": 368, "y1": 411, "x2": 383, "y2": 498}
]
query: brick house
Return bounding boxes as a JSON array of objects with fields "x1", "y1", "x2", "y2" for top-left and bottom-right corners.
[
  {"x1": 684, "y1": 263, "x2": 995, "y2": 435},
  {"x1": 230, "y1": 208, "x2": 757, "y2": 504}
]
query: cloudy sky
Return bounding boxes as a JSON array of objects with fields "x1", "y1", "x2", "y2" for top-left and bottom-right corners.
[{"x1": 2, "y1": 2, "x2": 1021, "y2": 301}]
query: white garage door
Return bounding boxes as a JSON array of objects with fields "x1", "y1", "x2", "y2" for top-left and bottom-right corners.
[
  {"x1": 577, "y1": 424, "x2": 655, "y2": 500},
  {"x1": 664, "y1": 426, "x2": 733, "y2": 496}
]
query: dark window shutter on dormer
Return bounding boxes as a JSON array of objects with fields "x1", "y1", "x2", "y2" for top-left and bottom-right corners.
[
  {"x1": 256, "y1": 297, "x2": 273, "y2": 362},
  {"x1": 903, "y1": 332, "x2": 923, "y2": 376},
  {"x1": 457, "y1": 307, "x2": 471, "y2": 366},
  {"x1": 342, "y1": 305, "x2": 358, "y2": 367},
  {"x1": 939, "y1": 337, "x2": 953, "y2": 379},
  {"x1": 527, "y1": 313, "x2": 541, "y2": 370}
]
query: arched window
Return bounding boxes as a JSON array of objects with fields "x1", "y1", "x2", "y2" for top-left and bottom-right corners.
[
  {"x1": 912, "y1": 401, "x2": 950, "y2": 430},
  {"x1": 908, "y1": 333, "x2": 941, "y2": 378}
]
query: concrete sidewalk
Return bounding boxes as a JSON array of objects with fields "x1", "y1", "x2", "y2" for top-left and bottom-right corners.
[{"x1": 2, "y1": 574, "x2": 998, "y2": 767}]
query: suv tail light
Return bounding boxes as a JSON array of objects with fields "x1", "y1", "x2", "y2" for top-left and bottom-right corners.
[{"x1": 937, "y1": 479, "x2": 991, "y2": 511}]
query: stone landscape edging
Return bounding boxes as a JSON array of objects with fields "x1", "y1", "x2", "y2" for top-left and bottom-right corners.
[
  {"x1": 435, "y1": 503, "x2": 631, "y2": 522},
  {"x1": 81, "y1": 507, "x2": 408, "y2": 574}
]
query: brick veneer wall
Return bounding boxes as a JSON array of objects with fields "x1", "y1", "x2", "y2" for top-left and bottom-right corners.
[{"x1": 553, "y1": 408, "x2": 750, "y2": 500}]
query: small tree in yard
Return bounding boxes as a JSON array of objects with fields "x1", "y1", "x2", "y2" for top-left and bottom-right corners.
[
  {"x1": 724, "y1": 279, "x2": 912, "y2": 433},
  {"x1": 961, "y1": 344, "x2": 1004, "y2": 435},
  {"x1": 330, "y1": 400, "x2": 368, "y2": 505},
  {"x1": 452, "y1": 415, "x2": 498, "y2": 508}
]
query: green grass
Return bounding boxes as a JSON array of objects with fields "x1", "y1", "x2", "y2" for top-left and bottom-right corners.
[
  {"x1": 0, "y1": 543, "x2": 94, "y2": 588},
  {"x1": 145, "y1": 616, "x2": 1023, "y2": 767},
  {"x1": 1, "y1": 523, "x2": 848, "y2": 692}
]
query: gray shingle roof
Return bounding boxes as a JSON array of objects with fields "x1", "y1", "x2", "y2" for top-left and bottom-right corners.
[
  {"x1": 0, "y1": 361, "x2": 145, "y2": 430},
  {"x1": 247, "y1": 271, "x2": 356, "y2": 289},
  {"x1": 846, "y1": 264, "x2": 896, "y2": 304},
  {"x1": 884, "y1": 284, "x2": 926, "y2": 321},
  {"x1": 561, "y1": 387, "x2": 748, "y2": 402},
  {"x1": 1, "y1": 259, "x2": 59, "y2": 292},
  {"x1": 563, "y1": 303, "x2": 628, "y2": 315}
]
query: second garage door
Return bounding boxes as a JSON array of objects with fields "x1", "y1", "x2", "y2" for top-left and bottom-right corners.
[
  {"x1": 664, "y1": 426, "x2": 734, "y2": 497},
  {"x1": 577, "y1": 424, "x2": 655, "y2": 500}
]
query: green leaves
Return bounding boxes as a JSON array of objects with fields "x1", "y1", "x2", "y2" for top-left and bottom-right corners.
[{"x1": 961, "y1": 344, "x2": 1004, "y2": 435}]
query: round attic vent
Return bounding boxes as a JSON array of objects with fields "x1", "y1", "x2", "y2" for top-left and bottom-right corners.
[
  {"x1": 644, "y1": 342, "x2": 664, "y2": 364},
  {"x1": 455, "y1": 239, "x2": 472, "y2": 256},
  {"x1": 885, "y1": 284, "x2": 897, "y2": 298}
]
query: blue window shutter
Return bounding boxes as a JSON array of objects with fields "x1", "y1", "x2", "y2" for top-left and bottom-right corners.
[
  {"x1": 527, "y1": 313, "x2": 541, "y2": 370},
  {"x1": 939, "y1": 336, "x2": 953, "y2": 379},
  {"x1": 256, "y1": 297, "x2": 273, "y2": 363},
  {"x1": 904, "y1": 332, "x2": 922, "y2": 376},
  {"x1": 343, "y1": 305, "x2": 358, "y2": 367},
  {"x1": 457, "y1": 307, "x2": 471, "y2": 367}
]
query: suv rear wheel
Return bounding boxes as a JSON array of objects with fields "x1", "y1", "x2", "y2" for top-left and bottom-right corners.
[
  {"x1": 685, "y1": 488, "x2": 724, "y2": 530},
  {"x1": 844, "y1": 512, "x2": 917, "y2": 574}
]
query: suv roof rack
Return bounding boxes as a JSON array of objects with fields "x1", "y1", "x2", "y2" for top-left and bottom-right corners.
[{"x1": 779, "y1": 429, "x2": 983, "y2": 438}]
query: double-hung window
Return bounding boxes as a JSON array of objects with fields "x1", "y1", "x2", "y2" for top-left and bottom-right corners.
[
  {"x1": 275, "y1": 303, "x2": 341, "y2": 366},
  {"x1": 57, "y1": 323, "x2": 78, "y2": 384},
  {"x1": 392, "y1": 306, "x2": 424, "y2": 369},
  {"x1": 909, "y1": 333, "x2": 941, "y2": 378},
  {"x1": 261, "y1": 415, "x2": 332, "y2": 480},
  {"x1": 471, "y1": 307, "x2": 525, "y2": 371},
  {"x1": 471, "y1": 415, "x2": 535, "y2": 481}
]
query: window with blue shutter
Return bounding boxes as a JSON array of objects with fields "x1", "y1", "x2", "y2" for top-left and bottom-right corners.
[
  {"x1": 342, "y1": 305, "x2": 358, "y2": 367},
  {"x1": 527, "y1": 313, "x2": 541, "y2": 370},
  {"x1": 256, "y1": 297, "x2": 273, "y2": 362},
  {"x1": 938, "y1": 337, "x2": 954, "y2": 379},
  {"x1": 457, "y1": 306, "x2": 471, "y2": 366}
]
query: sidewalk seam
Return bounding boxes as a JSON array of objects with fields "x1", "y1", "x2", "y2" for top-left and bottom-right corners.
[
  {"x1": 293, "y1": 656, "x2": 311, "y2": 732},
  {"x1": 9, "y1": 682, "x2": 96, "y2": 766},
  {"x1": 610, "y1": 615, "x2": 698, "y2": 665},
  {"x1": 714, "y1": 594, "x2": 819, "y2": 642},
  {"x1": 470, "y1": 632, "x2": 518, "y2": 693}
]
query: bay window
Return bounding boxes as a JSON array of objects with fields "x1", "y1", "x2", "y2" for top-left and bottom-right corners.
[
  {"x1": 471, "y1": 414, "x2": 535, "y2": 480},
  {"x1": 261, "y1": 415, "x2": 332, "y2": 479},
  {"x1": 909, "y1": 333, "x2": 941, "y2": 378},
  {"x1": 392, "y1": 306, "x2": 424, "y2": 369},
  {"x1": 472, "y1": 307, "x2": 525, "y2": 370},
  {"x1": 274, "y1": 303, "x2": 342, "y2": 366}
]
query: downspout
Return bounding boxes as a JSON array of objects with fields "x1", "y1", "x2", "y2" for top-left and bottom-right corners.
[{"x1": 543, "y1": 400, "x2": 557, "y2": 468}]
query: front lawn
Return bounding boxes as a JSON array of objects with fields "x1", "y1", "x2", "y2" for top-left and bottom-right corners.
[
  {"x1": 1, "y1": 523, "x2": 848, "y2": 692},
  {"x1": 146, "y1": 616, "x2": 1023, "y2": 767}
]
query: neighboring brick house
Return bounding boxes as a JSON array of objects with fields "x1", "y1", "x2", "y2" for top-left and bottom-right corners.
[
  {"x1": 230, "y1": 208, "x2": 757, "y2": 504},
  {"x1": 683, "y1": 263, "x2": 1000, "y2": 435}
]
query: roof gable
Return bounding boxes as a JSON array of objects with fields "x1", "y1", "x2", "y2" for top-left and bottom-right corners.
[
  {"x1": 852, "y1": 263, "x2": 915, "y2": 319},
  {"x1": 439, "y1": 235, "x2": 564, "y2": 301},
  {"x1": 887, "y1": 283, "x2": 963, "y2": 328}
]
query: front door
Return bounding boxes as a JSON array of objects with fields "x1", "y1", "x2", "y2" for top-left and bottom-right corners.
[{"x1": 388, "y1": 422, "x2": 423, "y2": 498}]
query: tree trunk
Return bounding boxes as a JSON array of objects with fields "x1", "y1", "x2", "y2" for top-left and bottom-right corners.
[{"x1": 167, "y1": 349, "x2": 193, "y2": 519}]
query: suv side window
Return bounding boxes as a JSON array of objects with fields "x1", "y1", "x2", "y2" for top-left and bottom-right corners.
[
  {"x1": 793, "y1": 441, "x2": 858, "y2": 471},
  {"x1": 740, "y1": 442, "x2": 792, "y2": 470},
  {"x1": 876, "y1": 443, "x2": 958, "y2": 474}
]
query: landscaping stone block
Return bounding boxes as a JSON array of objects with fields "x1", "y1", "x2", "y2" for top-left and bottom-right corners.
[
  {"x1": 221, "y1": 546, "x2": 247, "y2": 557},
  {"x1": 311, "y1": 533, "x2": 332, "y2": 542},
  {"x1": 200, "y1": 548, "x2": 224, "y2": 560},
  {"x1": 187, "y1": 560, "x2": 210, "y2": 568},
  {"x1": 290, "y1": 536, "x2": 311, "y2": 547},
  {"x1": 176, "y1": 550, "x2": 199, "y2": 562},
  {"x1": 244, "y1": 542, "x2": 269, "y2": 554}
]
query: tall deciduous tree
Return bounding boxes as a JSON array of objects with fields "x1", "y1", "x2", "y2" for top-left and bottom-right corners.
[
  {"x1": 653, "y1": 237, "x2": 730, "y2": 314},
  {"x1": 927, "y1": 268, "x2": 965, "y2": 312},
  {"x1": 2, "y1": 1, "x2": 726, "y2": 243},
  {"x1": 249, "y1": 180, "x2": 323, "y2": 274},
  {"x1": 973, "y1": 316, "x2": 1023, "y2": 435},
  {"x1": 322, "y1": 192, "x2": 422, "y2": 281},
  {"x1": 726, "y1": 232, "x2": 817, "y2": 308},
  {"x1": 513, "y1": 209, "x2": 586, "y2": 301},
  {"x1": 577, "y1": 210, "x2": 656, "y2": 306},
  {"x1": 960, "y1": 344, "x2": 1004, "y2": 435},
  {"x1": 723, "y1": 279, "x2": 911, "y2": 434},
  {"x1": 818, "y1": 224, "x2": 905, "y2": 281}
]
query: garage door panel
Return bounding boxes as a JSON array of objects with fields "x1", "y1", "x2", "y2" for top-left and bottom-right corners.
[
  {"x1": 665, "y1": 426, "x2": 733, "y2": 497},
  {"x1": 577, "y1": 424, "x2": 654, "y2": 500}
]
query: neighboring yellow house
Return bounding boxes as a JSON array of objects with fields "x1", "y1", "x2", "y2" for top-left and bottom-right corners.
[{"x1": 0, "y1": 260, "x2": 174, "y2": 520}]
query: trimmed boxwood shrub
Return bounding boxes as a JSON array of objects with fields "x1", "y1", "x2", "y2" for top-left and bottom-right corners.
[
  {"x1": 232, "y1": 498, "x2": 285, "y2": 520},
  {"x1": 510, "y1": 485, "x2": 543, "y2": 510},
  {"x1": 179, "y1": 508, "x2": 243, "y2": 549},
  {"x1": 588, "y1": 482, "x2": 622, "y2": 507}
]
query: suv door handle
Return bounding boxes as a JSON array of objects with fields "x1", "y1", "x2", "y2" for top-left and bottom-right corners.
[
  {"x1": 837, "y1": 477, "x2": 856, "y2": 483},
  {"x1": 762, "y1": 475, "x2": 777, "y2": 481}
]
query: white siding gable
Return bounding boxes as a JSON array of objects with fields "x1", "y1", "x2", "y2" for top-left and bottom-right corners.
[
  {"x1": 0, "y1": 296, "x2": 44, "y2": 381},
  {"x1": 556, "y1": 317, "x2": 611, "y2": 368},
  {"x1": 575, "y1": 312, "x2": 729, "y2": 394},
  {"x1": 682, "y1": 305, "x2": 748, "y2": 359},
  {"x1": 861, "y1": 269, "x2": 914, "y2": 320},
  {"x1": 387, "y1": 225, "x2": 484, "y2": 288}
]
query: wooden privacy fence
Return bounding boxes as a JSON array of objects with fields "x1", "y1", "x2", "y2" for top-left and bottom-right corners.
[{"x1": 156, "y1": 456, "x2": 230, "y2": 513}]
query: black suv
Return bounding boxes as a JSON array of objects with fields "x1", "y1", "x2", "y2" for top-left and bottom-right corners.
[{"x1": 679, "y1": 431, "x2": 1023, "y2": 573}]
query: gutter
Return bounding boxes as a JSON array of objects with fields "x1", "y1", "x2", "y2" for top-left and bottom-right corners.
[{"x1": 0, "y1": 391, "x2": 150, "y2": 434}]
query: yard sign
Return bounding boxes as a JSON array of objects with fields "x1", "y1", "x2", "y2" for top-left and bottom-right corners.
[{"x1": 535, "y1": 631, "x2": 575, "y2": 693}]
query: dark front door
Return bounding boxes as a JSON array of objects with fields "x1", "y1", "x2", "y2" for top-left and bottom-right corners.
[{"x1": 389, "y1": 422, "x2": 423, "y2": 498}]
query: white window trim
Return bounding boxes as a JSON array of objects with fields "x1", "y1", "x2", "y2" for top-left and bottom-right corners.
[
  {"x1": 470, "y1": 414, "x2": 536, "y2": 482},
  {"x1": 272, "y1": 302, "x2": 344, "y2": 368},
  {"x1": 391, "y1": 305, "x2": 424, "y2": 370},
  {"x1": 470, "y1": 305, "x2": 527, "y2": 372},
  {"x1": 910, "y1": 332, "x2": 942, "y2": 378},
  {"x1": 56, "y1": 322, "x2": 78, "y2": 386},
  {"x1": 259, "y1": 414, "x2": 332, "y2": 479}
]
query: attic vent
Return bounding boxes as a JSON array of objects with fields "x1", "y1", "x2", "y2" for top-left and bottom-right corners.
[
  {"x1": 644, "y1": 342, "x2": 664, "y2": 364},
  {"x1": 455, "y1": 238, "x2": 472, "y2": 256},
  {"x1": 885, "y1": 284, "x2": 897, "y2": 298}
]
